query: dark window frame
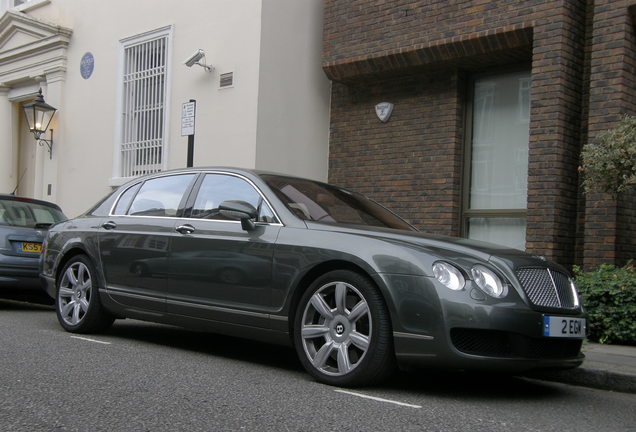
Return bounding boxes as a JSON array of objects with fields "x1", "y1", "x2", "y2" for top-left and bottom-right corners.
[{"x1": 460, "y1": 67, "x2": 532, "y2": 245}]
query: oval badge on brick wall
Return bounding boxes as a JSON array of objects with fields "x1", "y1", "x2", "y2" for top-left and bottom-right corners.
[{"x1": 375, "y1": 102, "x2": 394, "y2": 122}]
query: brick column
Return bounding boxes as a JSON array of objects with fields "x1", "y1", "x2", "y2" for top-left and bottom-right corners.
[
  {"x1": 583, "y1": 0, "x2": 636, "y2": 267},
  {"x1": 526, "y1": 1, "x2": 587, "y2": 267}
]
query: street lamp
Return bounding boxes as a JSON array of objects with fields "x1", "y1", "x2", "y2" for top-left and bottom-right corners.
[{"x1": 22, "y1": 88, "x2": 57, "y2": 159}]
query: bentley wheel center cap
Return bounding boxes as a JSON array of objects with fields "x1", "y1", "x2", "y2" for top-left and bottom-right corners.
[
  {"x1": 332, "y1": 318, "x2": 349, "y2": 339},
  {"x1": 335, "y1": 323, "x2": 345, "y2": 335}
]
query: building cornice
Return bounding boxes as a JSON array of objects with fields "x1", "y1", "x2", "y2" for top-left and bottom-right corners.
[{"x1": 0, "y1": 10, "x2": 72, "y2": 86}]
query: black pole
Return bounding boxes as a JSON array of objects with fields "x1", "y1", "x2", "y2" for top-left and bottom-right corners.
[
  {"x1": 187, "y1": 134, "x2": 194, "y2": 168},
  {"x1": 186, "y1": 99, "x2": 195, "y2": 168}
]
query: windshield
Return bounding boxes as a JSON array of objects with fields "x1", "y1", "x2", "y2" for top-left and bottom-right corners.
[
  {"x1": 0, "y1": 198, "x2": 66, "y2": 228},
  {"x1": 261, "y1": 174, "x2": 415, "y2": 231}
]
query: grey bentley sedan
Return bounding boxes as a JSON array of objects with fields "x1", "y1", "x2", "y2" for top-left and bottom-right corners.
[{"x1": 41, "y1": 168, "x2": 585, "y2": 386}]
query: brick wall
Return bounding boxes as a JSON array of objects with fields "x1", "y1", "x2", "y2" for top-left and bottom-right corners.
[
  {"x1": 323, "y1": 0, "x2": 636, "y2": 267},
  {"x1": 525, "y1": 1, "x2": 587, "y2": 267},
  {"x1": 328, "y1": 71, "x2": 463, "y2": 236},
  {"x1": 323, "y1": 0, "x2": 533, "y2": 82},
  {"x1": 583, "y1": 0, "x2": 636, "y2": 267},
  {"x1": 324, "y1": 0, "x2": 540, "y2": 77}
]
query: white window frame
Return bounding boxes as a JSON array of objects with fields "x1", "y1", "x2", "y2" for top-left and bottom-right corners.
[
  {"x1": 110, "y1": 25, "x2": 173, "y2": 186},
  {"x1": 0, "y1": 0, "x2": 49, "y2": 13}
]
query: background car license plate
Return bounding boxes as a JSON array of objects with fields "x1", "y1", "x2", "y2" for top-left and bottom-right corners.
[
  {"x1": 21, "y1": 242, "x2": 42, "y2": 253},
  {"x1": 543, "y1": 316, "x2": 586, "y2": 338}
]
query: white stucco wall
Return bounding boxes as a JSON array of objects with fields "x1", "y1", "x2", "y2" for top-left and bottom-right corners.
[
  {"x1": 3, "y1": 0, "x2": 330, "y2": 217},
  {"x1": 255, "y1": 0, "x2": 331, "y2": 181},
  {"x1": 23, "y1": 0, "x2": 265, "y2": 216}
]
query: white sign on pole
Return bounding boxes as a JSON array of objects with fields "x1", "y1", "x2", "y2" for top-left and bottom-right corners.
[{"x1": 181, "y1": 101, "x2": 196, "y2": 136}]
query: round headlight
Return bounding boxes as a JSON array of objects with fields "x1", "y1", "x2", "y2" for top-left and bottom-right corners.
[
  {"x1": 471, "y1": 265, "x2": 505, "y2": 298},
  {"x1": 433, "y1": 262, "x2": 466, "y2": 291}
]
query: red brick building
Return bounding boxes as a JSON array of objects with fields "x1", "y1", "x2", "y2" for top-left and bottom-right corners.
[{"x1": 322, "y1": 0, "x2": 636, "y2": 268}]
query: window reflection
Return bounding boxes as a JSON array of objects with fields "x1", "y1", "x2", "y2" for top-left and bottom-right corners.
[
  {"x1": 128, "y1": 174, "x2": 195, "y2": 217},
  {"x1": 262, "y1": 175, "x2": 414, "y2": 230},
  {"x1": 191, "y1": 174, "x2": 276, "y2": 223}
]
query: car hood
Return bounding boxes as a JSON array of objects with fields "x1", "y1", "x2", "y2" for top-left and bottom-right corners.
[{"x1": 304, "y1": 221, "x2": 567, "y2": 274}]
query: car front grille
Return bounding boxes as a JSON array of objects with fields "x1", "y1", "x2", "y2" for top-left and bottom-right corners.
[
  {"x1": 515, "y1": 267, "x2": 578, "y2": 312},
  {"x1": 450, "y1": 328, "x2": 582, "y2": 359}
]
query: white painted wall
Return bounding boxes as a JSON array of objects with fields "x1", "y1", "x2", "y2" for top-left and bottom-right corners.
[
  {"x1": 10, "y1": 0, "x2": 330, "y2": 217},
  {"x1": 255, "y1": 0, "x2": 331, "y2": 181}
]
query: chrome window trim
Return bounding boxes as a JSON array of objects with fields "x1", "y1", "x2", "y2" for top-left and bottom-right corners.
[
  {"x1": 107, "y1": 182, "x2": 141, "y2": 216},
  {"x1": 106, "y1": 170, "x2": 285, "y2": 227}
]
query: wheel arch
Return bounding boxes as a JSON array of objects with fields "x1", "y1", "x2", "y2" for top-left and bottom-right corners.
[
  {"x1": 287, "y1": 260, "x2": 397, "y2": 343},
  {"x1": 54, "y1": 246, "x2": 101, "y2": 287}
]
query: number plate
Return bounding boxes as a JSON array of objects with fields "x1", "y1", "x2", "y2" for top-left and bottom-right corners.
[
  {"x1": 20, "y1": 242, "x2": 42, "y2": 253},
  {"x1": 543, "y1": 316, "x2": 586, "y2": 338}
]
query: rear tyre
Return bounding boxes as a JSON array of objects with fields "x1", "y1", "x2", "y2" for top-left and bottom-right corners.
[
  {"x1": 294, "y1": 270, "x2": 395, "y2": 387},
  {"x1": 56, "y1": 255, "x2": 114, "y2": 333}
]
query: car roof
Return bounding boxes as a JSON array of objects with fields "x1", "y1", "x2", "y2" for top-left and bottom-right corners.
[
  {"x1": 116, "y1": 166, "x2": 329, "y2": 186},
  {"x1": 0, "y1": 194, "x2": 63, "y2": 211}
]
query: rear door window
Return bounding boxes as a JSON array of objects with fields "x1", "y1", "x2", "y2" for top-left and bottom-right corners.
[
  {"x1": 112, "y1": 183, "x2": 141, "y2": 215},
  {"x1": 128, "y1": 174, "x2": 196, "y2": 217}
]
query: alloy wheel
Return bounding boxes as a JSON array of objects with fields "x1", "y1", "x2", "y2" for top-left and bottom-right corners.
[
  {"x1": 299, "y1": 281, "x2": 371, "y2": 377},
  {"x1": 58, "y1": 261, "x2": 93, "y2": 326}
]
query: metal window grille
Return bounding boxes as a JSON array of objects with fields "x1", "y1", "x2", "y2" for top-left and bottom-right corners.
[{"x1": 120, "y1": 36, "x2": 167, "y2": 178}]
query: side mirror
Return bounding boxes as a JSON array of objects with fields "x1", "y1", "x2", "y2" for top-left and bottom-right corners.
[{"x1": 219, "y1": 200, "x2": 258, "y2": 231}]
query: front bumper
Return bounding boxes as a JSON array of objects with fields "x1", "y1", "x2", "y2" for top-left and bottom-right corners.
[{"x1": 381, "y1": 274, "x2": 585, "y2": 373}]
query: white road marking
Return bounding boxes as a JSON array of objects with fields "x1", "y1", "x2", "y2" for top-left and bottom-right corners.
[
  {"x1": 70, "y1": 336, "x2": 111, "y2": 345},
  {"x1": 334, "y1": 389, "x2": 421, "y2": 409}
]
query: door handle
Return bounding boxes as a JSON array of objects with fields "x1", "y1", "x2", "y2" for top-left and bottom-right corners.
[
  {"x1": 176, "y1": 224, "x2": 195, "y2": 235},
  {"x1": 101, "y1": 221, "x2": 117, "y2": 230}
]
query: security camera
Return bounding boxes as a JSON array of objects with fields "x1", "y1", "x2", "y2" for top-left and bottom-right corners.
[
  {"x1": 184, "y1": 49, "x2": 205, "y2": 67},
  {"x1": 184, "y1": 49, "x2": 213, "y2": 72}
]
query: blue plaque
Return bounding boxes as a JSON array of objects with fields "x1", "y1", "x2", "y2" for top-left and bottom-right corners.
[{"x1": 80, "y1": 52, "x2": 94, "y2": 79}]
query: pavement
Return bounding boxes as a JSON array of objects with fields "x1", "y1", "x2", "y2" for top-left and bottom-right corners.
[{"x1": 526, "y1": 342, "x2": 636, "y2": 393}]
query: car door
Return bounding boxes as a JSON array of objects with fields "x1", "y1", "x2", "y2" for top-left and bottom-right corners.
[
  {"x1": 166, "y1": 172, "x2": 281, "y2": 327},
  {"x1": 98, "y1": 173, "x2": 197, "y2": 312}
]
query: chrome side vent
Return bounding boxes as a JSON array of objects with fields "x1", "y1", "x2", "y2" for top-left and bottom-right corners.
[
  {"x1": 515, "y1": 267, "x2": 578, "y2": 311},
  {"x1": 219, "y1": 72, "x2": 234, "y2": 88}
]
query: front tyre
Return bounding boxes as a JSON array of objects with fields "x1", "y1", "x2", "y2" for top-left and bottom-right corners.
[
  {"x1": 56, "y1": 255, "x2": 114, "y2": 333},
  {"x1": 294, "y1": 270, "x2": 395, "y2": 387}
]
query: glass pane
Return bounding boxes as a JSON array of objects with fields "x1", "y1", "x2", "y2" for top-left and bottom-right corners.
[
  {"x1": 0, "y1": 199, "x2": 65, "y2": 227},
  {"x1": 468, "y1": 218, "x2": 526, "y2": 250},
  {"x1": 112, "y1": 183, "x2": 141, "y2": 215},
  {"x1": 128, "y1": 174, "x2": 195, "y2": 217},
  {"x1": 261, "y1": 174, "x2": 414, "y2": 230},
  {"x1": 192, "y1": 174, "x2": 275, "y2": 222},
  {"x1": 470, "y1": 71, "x2": 530, "y2": 210}
]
